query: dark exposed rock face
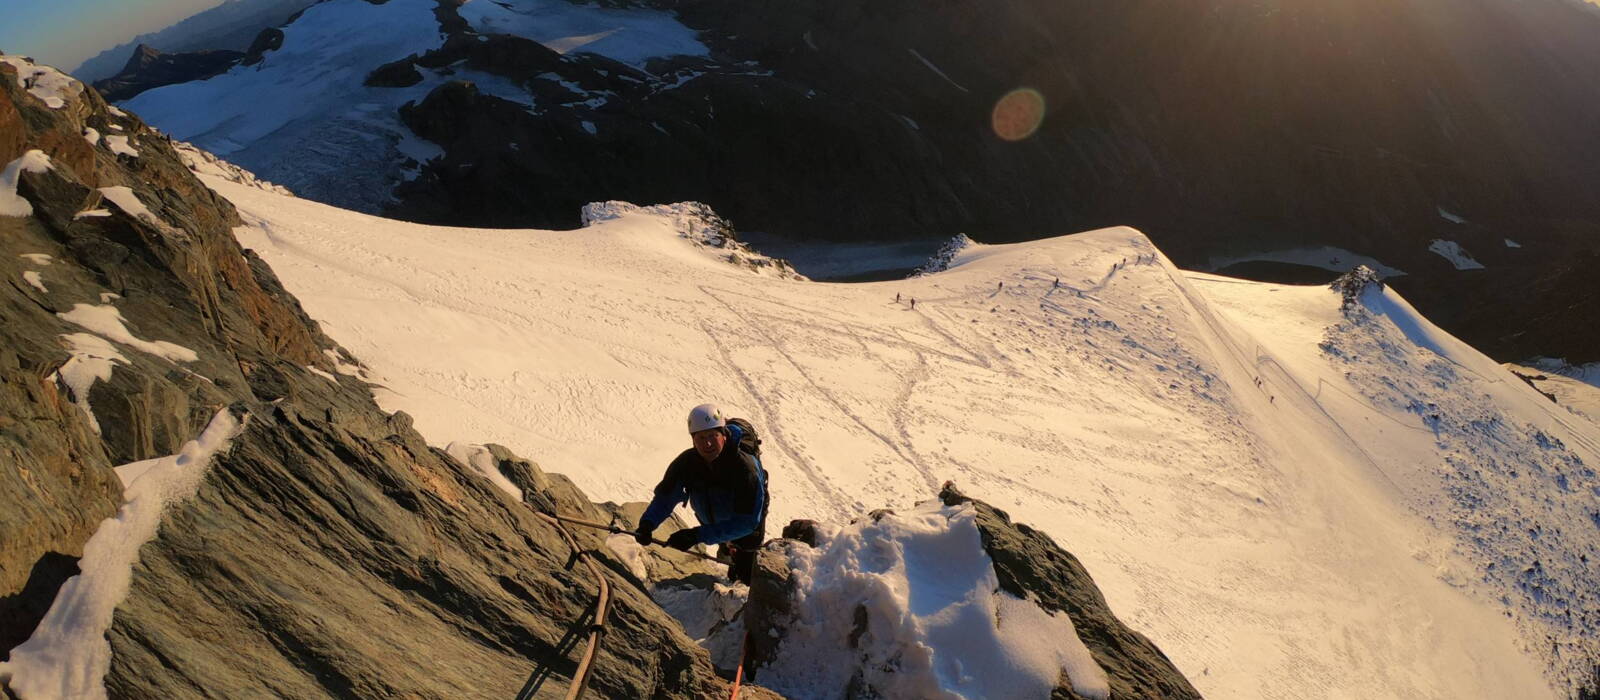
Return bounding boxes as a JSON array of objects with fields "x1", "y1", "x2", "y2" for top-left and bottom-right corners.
[
  {"x1": 744, "y1": 485, "x2": 1201, "y2": 699},
  {"x1": 92, "y1": 45, "x2": 245, "y2": 102},
  {"x1": 377, "y1": 0, "x2": 1600, "y2": 363},
  {"x1": 364, "y1": 55, "x2": 424, "y2": 88},
  {"x1": 240, "y1": 28, "x2": 286, "y2": 67},
  {"x1": 0, "y1": 56, "x2": 773, "y2": 699}
]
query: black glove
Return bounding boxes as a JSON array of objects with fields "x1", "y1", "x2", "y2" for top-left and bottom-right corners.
[
  {"x1": 634, "y1": 522, "x2": 657, "y2": 547},
  {"x1": 665, "y1": 528, "x2": 700, "y2": 552}
]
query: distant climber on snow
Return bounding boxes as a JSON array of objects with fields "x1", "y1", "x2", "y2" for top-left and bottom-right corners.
[{"x1": 635, "y1": 404, "x2": 769, "y2": 584}]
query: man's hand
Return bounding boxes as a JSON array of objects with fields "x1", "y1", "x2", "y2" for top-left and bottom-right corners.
[
  {"x1": 634, "y1": 522, "x2": 657, "y2": 547},
  {"x1": 666, "y1": 528, "x2": 700, "y2": 552}
]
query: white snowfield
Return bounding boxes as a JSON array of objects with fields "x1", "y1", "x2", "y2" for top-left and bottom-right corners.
[{"x1": 208, "y1": 176, "x2": 1599, "y2": 698}]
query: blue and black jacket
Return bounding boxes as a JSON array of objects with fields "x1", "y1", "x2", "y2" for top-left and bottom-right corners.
[{"x1": 641, "y1": 423, "x2": 768, "y2": 546}]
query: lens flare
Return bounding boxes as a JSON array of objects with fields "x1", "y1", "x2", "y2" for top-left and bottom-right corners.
[{"x1": 991, "y1": 88, "x2": 1046, "y2": 142}]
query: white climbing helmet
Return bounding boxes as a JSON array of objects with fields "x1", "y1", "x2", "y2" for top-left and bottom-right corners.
[{"x1": 687, "y1": 403, "x2": 726, "y2": 434}]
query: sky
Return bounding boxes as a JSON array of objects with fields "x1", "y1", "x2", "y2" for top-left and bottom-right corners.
[{"x1": 0, "y1": 0, "x2": 225, "y2": 72}]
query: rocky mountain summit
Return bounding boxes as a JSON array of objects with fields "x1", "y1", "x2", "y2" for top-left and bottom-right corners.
[{"x1": 1, "y1": 54, "x2": 1196, "y2": 698}]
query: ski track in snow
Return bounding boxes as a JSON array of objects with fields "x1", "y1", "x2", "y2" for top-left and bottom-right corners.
[{"x1": 206, "y1": 176, "x2": 1595, "y2": 699}]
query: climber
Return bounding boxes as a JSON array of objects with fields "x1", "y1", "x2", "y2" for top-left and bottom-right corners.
[{"x1": 635, "y1": 404, "x2": 769, "y2": 584}]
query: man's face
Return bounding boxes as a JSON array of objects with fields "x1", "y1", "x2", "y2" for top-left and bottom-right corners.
[{"x1": 692, "y1": 428, "x2": 727, "y2": 463}]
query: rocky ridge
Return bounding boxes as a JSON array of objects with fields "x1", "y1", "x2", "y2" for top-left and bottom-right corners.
[
  {"x1": 91, "y1": 45, "x2": 244, "y2": 103},
  {"x1": 0, "y1": 53, "x2": 771, "y2": 699}
]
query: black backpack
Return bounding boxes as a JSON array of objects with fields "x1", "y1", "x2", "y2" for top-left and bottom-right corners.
[{"x1": 726, "y1": 417, "x2": 762, "y2": 457}]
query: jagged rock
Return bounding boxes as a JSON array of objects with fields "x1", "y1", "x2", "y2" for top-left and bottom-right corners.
[
  {"x1": 939, "y1": 483, "x2": 1202, "y2": 699},
  {"x1": 780, "y1": 519, "x2": 819, "y2": 546},
  {"x1": 240, "y1": 28, "x2": 285, "y2": 67},
  {"x1": 911, "y1": 233, "x2": 975, "y2": 277},
  {"x1": 364, "y1": 56, "x2": 424, "y2": 88},
  {"x1": 743, "y1": 546, "x2": 795, "y2": 675},
  {"x1": 1331, "y1": 265, "x2": 1385, "y2": 314},
  {"x1": 91, "y1": 45, "x2": 244, "y2": 102},
  {"x1": 0, "y1": 60, "x2": 774, "y2": 699}
]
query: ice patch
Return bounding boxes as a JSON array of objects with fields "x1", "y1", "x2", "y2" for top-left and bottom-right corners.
[
  {"x1": 1427, "y1": 239, "x2": 1484, "y2": 270},
  {"x1": 23, "y1": 270, "x2": 47, "y2": 293},
  {"x1": 0, "y1": 55, "x2": 81, "y2": 109},
  {"x1": 457, "y1": 0, "x2": 709, "y2": 68},
  {"x1": 0, "y1": 409, "x2": 242, "y2": 700},
  {"x1": 445, "y1": 442, "x2": 525, "y2": 502},
  {"x1": 2, "y1": 150, "x2": 54, "y2": 217},
  {"x1": 581, "y1": 120, "x2": 597, "y2": 135},
  {"x1": 605, "y1": 533, "x2": 651, "y2": 581},
  {"x1": 20, "y1": 253, "x2": 53, "y2": 265},
  {"x1": 1504, "y1": 238, "x2": 1522, "y2": 248},
  {"x1": 97, "y1": 187, "x2": 174, "y2": 233},
  {"x1": 83, "y1": 128, "x2": 101, "y2": 146},
  {"x1": 306, "y1": 366, "x2": 339, "y2": 383},
  {"x1": 1437, "y1": 206, "x2": 1467, "y2": 224},
  {"x1": 322, "y1": 348, "x2": 366, "y2": 377},
  {"x1": 105, "y1": 135, "x2": 140, "y2": 158},
  {"x1": 57, "y1": 303, "x2": 199, "y2": 363},
  {"x1": 758, "y1": 502, "x2": 1109, "y2": 699},
  {"x1": 50, "y1": 333, "x2": 129, "y2": 435},
  {"x1": 99, "y1": 292, "x2": 121, "y2": 303},
  {"x1": 74, "y1": 209, "x2": 112, "y2": 219}
]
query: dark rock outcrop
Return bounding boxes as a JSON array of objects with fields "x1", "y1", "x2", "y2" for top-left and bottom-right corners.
[
  {"x1": 240, "y1": 28, "x2": 286, "y2": 67},
  {"x1": 364, "y1": 55, "x2": 424, "y2": 88},
  {"x1": 92, "y1": 45, "x2": 244, "y2": 102},
  {"x1": 1, "y1": 56, "x2": 774, "y2": 698}
]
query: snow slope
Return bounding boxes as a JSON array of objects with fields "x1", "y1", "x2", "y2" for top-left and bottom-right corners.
[
  {"x1": 116, "y1": 0, "x2": 709, "y2": 212},
  {"x1": 209, "y1": 177, "x2": 1598, "y2": 698}
]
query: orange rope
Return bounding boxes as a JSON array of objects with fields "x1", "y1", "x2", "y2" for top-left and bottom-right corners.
[
  {"x1": 729, "y1": 627, "x2": 750, "y2": 699},
  {"x1": 534, "y1": 511, "x2": 610, "y2": 700}
]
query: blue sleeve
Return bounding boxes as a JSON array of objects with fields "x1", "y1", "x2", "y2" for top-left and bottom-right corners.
[
  {"x1": 641, "y1": 467, "x2": 687, "y2": 528},
  {"x1": 696, "y1": 458, "x2": 766, "y2": 544}
]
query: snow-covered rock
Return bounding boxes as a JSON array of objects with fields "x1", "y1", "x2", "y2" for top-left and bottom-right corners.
[
  {"x1": 744, "y1": 484, "x2": 1194, "y2": 699},
  {"x1": 910, "y1": 232, "x2": 976, "y2": 276},
  {"x1": 583, "y1": 200, "x2": 805, "y2": 279}
]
